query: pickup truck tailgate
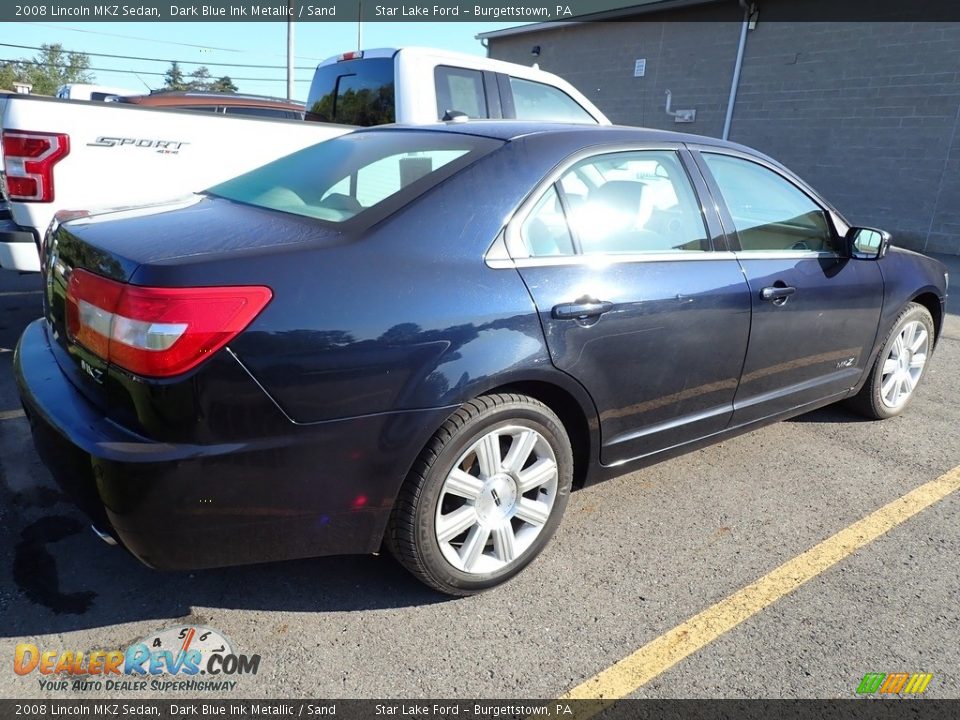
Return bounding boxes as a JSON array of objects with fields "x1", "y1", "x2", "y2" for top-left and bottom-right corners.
[{"x1": 1, "y1": 92, "x2": 350, "y2": 271}]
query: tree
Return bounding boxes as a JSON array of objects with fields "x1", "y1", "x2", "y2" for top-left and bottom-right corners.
[
  {"x1": 163, "y1": 62, "x2": 188, "y2": 91},
  {"x1": 0, "y1": 62, "x2": 17, "y2": 91},
  {"x1": 210, "y1": 75, "x2": 238, "y2": 93},
  {"x1": 188, "y1": 66, "x2": 212, "y2": 91},
  {"x1": 22, "y1": 44, "x2": 92, "y2": 95}
]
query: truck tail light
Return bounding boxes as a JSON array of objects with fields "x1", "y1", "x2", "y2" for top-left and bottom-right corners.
[
  {"x1": 65, "y1": 269, "x2": 272, "y2": 378},
  {"x1": 2, "y1": 130, "x2": 70, "y2": 202}
]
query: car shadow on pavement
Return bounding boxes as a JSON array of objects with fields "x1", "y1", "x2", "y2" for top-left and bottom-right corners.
[{"x1": 3, "y1": 504, "x2": 451, "y2": 638}]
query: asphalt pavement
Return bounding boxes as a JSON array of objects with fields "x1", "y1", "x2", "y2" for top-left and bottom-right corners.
[{"x1": 0, "y1": 256, "x2": 957, "y2": 701}]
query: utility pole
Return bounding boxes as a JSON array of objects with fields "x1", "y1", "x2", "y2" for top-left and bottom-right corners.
[
  {"x1": 357, "y1": 0, "x2": 363, "y2": 50},
  {"x1": 287, "y1": 0, "x2": 295, "y2": 100}
]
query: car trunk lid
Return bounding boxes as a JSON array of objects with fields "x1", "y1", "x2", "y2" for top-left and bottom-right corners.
[{"x1": 40, "y1": 196, "x2": 330, "y2": 427}]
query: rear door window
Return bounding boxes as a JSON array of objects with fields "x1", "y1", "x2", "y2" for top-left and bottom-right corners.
[
  {"x1": 306, "y1": 57, "x2": 395, "y2": 126},
  {"x1": 508, "y1": 77, "x2": 596, "y2": 123},
  {"x1": 520, "y1": 150, "x2": 709, "y2": 257},
  {"x1": 520, "y1": 185, "x2": 575, "y2": 257}
]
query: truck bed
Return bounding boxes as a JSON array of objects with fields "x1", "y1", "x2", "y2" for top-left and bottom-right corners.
[{"x1": 0, "y1": 93, "x2": 351, "y2": 272}]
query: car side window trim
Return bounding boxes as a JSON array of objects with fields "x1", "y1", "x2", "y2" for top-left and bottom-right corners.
[
  {"x1": 678, "y1": 148, "x2": 728, "y2": 252},
  {"x1": 486, "y1": 244, "x2": 741, "y2": 269},
  {"x1": 688, "y1": 146, "x2": 849, "y2": 255},
  {"x1": 495, "y1": 143, "x2": 720, "y2": 267},
  {"x1": 552, "y1": 180, "x2": 584, "y2": 255},
  {"x1": 495, "y1": 73, "x2": 516, "y2": 119},
  {"x1": 482, "y1": 71, "x2": 502, "y2": 119}
]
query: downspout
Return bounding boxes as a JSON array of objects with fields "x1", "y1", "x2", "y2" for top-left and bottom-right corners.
[{"x1": 722, "y1": 0, "x2": 753, "y2": 141}]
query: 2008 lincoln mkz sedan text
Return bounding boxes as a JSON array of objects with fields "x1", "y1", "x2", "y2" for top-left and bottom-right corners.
[{"x1": 16, "y1": 123, "x2": 948, "y2": 595}]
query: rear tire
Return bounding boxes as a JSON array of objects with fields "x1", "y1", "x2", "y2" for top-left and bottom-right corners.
[
  {"x1": 386, "y1": 393, "x2": 573, "y2": 596},
  {"x1": 848, "y1": 302, "x2": 934, "y2": 420}
]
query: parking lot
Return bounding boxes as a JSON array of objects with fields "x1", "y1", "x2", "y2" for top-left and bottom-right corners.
[{"x1": 1, "y1": 258, "x2": 958, "y2": 701}]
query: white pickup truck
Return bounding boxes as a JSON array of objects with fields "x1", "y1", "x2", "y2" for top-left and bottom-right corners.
[{"x1": 1, "y1": 47, "x2": 608, "y2": 272}]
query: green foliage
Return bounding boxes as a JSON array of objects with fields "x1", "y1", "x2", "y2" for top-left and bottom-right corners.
[
  {"x1": 210, "y1": 76, "x2": 238, "y2": 93},
  {"x1": 0, "y1": 62, "x2": 17, "y2": 91},
  {"x1": 0, "y1": 49, "x2": 240, "y2": 97},
  {"x1": 188, "y1": 66, "x2": 212, "y2": 91},
  {"x1": 162, "y1": 64, "x2": 236, "y2": 93},
  {"x1": 6, "y1": 44, "x2": 93, "y2": 95},
  {"x1": 163, "y1": 62, "x2": 188, "y2": 91}
]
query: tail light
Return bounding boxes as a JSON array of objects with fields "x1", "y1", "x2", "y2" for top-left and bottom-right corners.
[
  {"x1": 2, "y1": 130, "x2": 70, "y2": 202},
  {"x1": 65, "y1": 269, "x2": 272, "y2": 378}
]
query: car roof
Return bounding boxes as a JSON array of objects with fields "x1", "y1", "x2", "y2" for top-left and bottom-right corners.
[{"x1": 359, "y1": 120, "x2": 758, "y2": 155}]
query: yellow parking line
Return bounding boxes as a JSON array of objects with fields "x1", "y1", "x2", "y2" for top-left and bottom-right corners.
[
  {"x1": 0, "y1": 409, "x2": 25, "y2": 421},
  {"x1": 562, "y1": 465, "x2": 960, "y2": 712}
]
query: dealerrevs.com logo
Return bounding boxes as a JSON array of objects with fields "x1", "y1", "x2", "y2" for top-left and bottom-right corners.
[
  {"x1": 14, "y1": 626, "x2": 260, "y2": 693},
  {"x1": 856, "y1": 672, "x2": 934, "y2": 696}
]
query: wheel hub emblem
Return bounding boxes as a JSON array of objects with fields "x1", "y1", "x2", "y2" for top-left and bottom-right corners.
[{"x1": 476, "y1": 474, "x2": 518, "y2": 523}]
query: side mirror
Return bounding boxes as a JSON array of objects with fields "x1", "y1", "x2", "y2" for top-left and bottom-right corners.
[{"x1": 846, "y1": 226, "x2": 891, "y2": 260}]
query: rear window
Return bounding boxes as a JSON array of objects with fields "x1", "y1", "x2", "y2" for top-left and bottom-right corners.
[
  {"x1": 205, "y1": 131, "x2": 502, "y2": 223},
  {"x1": 307, "y1": 58, "x2": 395, "y2": 126}
]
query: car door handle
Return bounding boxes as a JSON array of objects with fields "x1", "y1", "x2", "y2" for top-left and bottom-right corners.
[
  {"x1": 760, "y1": 285, "x2": 796, "y2": 302},
  {"x1": 552, "y1": 300, "x2": 614, "y2": 320}
]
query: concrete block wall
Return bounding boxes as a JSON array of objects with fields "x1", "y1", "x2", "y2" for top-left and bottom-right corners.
[{"x1": 486, "y1": 1, "x2": 960, "y2": 254}]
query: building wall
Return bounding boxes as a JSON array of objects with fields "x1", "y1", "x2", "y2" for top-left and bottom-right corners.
[{"x1": 486, "y1": 3, "x2": 960, "y2": 254}]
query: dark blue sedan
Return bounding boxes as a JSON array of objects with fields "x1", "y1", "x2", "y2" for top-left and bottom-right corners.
[{"x1": 15, "y1": 123, "x2": 949, "y2": 595}]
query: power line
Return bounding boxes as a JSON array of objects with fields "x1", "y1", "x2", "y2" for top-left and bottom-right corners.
[
  {"x1": 21, "y1": 22, "x2": 325, "y2": 61},
  {"x1": 22, "y1": 22, "x2": 251, "y2": 53},
  {"x1": 0, "y1": 42, "x2": 319, "y2": 70},
  {"x1": 1, "y1": 58, "x2": 314, "y2": 83}
]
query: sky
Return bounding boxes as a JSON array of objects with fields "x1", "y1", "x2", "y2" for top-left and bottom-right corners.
[{"x1": 0, "y1": 21, "x2": 528, "y2": 99}]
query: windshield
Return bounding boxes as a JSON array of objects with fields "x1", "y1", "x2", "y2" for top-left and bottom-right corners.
[{"x1": 206, "y1": 131, "x2": 503, "y2": 223}]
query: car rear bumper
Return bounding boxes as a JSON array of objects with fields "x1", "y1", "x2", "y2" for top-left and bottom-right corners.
[{"x1": 15, "y1": 318, "x2": 452, "y2": 570}]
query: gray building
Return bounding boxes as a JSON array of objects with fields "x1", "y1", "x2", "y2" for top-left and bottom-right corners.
[{"x1": 480, "y1": 0, "x2": 960, "y2": 254}]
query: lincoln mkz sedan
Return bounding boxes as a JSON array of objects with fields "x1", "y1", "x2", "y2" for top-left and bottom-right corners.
[{"x1": 16, "y1": 123, "x2": 948, "y2": 595}]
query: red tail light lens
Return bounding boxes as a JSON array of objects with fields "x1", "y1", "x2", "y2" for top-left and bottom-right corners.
[
  {"x1": 65, "y1": 269, "x2": 272, "y2": 378},
  {"x1": 2, "y1": 130, "x2": 70, "y2": 202}
]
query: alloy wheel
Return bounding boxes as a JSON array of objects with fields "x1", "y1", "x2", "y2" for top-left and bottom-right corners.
[
  {"x1": 880, "y1": 320, "x2": 928, "y2": 409},
  {"x1": 434, "y1": 424, "x2": 559, "y2": 575}
]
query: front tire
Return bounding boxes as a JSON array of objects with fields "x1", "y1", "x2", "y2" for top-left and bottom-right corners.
[
  {"x1": 849, "y1": 302, "x2": 935, "y2": 420},
  {"x1": 386, "y1": 393, "x2": 573, "y2": 596}
]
